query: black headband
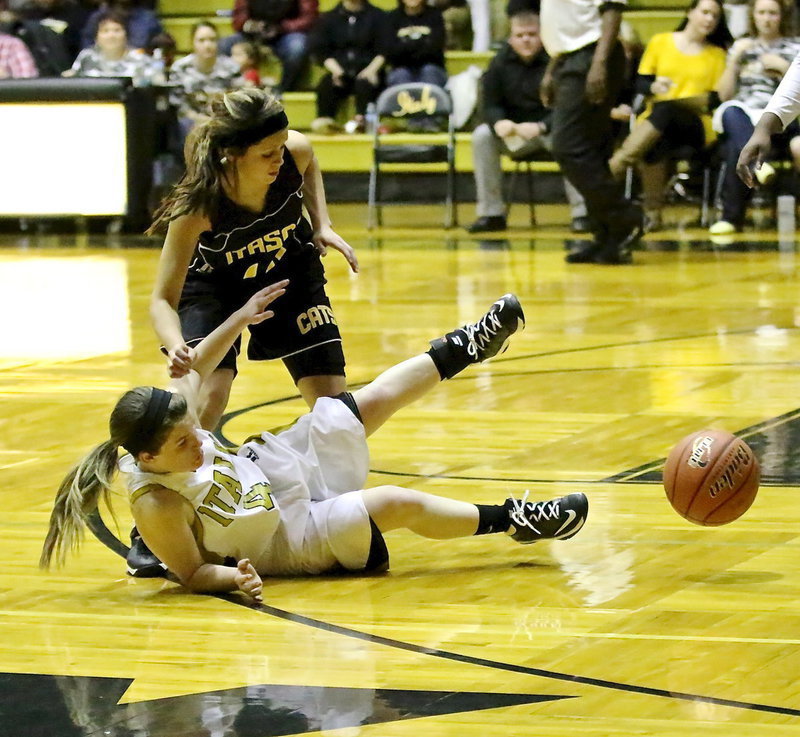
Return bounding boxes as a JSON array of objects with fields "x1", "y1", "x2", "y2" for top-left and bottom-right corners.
[
  {"x1": 218, "y1": 110, "x2": 289, "y2": 150},
  {"x1": 123, "y1": 388, "x2": 173, "y2": 457}
]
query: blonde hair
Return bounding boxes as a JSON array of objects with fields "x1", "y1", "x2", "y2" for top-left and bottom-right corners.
[
  {"x1": 40, "y1": 388, "x2": 187, "y2": 569},
  {"x1": 147, "y1": 87, "x2": 285, "y2": 234}
]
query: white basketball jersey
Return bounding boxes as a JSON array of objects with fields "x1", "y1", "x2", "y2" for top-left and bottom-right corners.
[{"x1": 120, "y1": 430, "x2": 281, "y2": 566}]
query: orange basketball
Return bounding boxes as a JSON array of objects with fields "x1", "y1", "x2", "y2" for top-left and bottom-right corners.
[{"x1": 663, "y1": 430, "x2": 760, "y2": 526}]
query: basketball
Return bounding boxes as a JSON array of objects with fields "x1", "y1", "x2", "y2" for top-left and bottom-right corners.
[{"x1": 663, "y1": 430, "x2": 760, "y2": 526}]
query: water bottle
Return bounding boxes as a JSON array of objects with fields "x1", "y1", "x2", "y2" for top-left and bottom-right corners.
[
  {"x1": 365, "y1": 102, "x2": 377, "y2": 135},
  {"x1": 777, "y1": 194, "x2": 796, "y2": 236}
]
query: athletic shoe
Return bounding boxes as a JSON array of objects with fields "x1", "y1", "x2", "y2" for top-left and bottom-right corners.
[
  {"x1": 452, "y1": 293, "x2": 525, "y2": 362},
  {"x1": 506, "y1": 491, "x2": 588, "y2": 543},
  {"x1": 126, "y1": 527, "x2": 168, "y2": 578}
]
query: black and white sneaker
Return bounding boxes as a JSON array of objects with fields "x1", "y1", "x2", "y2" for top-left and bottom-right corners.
[
  {"x1": 126, "y1": 527, "x2": 168, "y2": 578},
  {"x1": 506, "y1": 492, "x2": 588, "y2": 544},
  {"x1": 450, "y1": 294, "x2": 525, "y2": 362}
]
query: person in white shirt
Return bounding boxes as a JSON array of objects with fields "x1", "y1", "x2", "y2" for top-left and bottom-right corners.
[{"x1": 539, "y1": 0, "x2": 643, "y2": 264}]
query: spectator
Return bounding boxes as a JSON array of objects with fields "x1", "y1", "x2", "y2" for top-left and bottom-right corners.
[
  {"x1": 0, "y1": 0, "x2": 71, "y2": 74},
  {"x1": 16, "y1": 0, "x2": 89, "y2": 62},
  {"x1": 81, "y1": 1, "x2": 162, "y2": 51},
  {"x1": 0, "y1": 29, "x2": 37, "y2": 76},
  {"x1": 711, "y1": 0, "x2": 800, "y2": 234},
  {"x1": 221, "y1": 0, "x2": 319, "y2": 93},
  {"x1": 608, "y1": 0, "x2": 731, "y2": 231},
  {"x1": 170, "y1": 21, "x2": 242, "y2": 146},
  {"x1": 383, "y1": 0, "x2": 447, "y2": 89},
  {"x1": 64, "y1": 10, "x2": 154, "y2": 84},
  {"x1": 231, "y1": 39, "x2": 263, "y2": 86},
  {"x1": 466, "y1": 11, "x2": 588, "y2": 233},
  {"x1": 310, "y1": 0, "x2": 386, "y2": 135}
]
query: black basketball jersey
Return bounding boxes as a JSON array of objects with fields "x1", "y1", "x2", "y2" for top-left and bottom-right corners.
[{"x1": 186, "y1": 149, "x2": 321, "y2": 304}]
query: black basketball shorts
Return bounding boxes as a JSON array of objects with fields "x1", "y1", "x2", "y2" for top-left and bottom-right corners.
[{"x1": 178, "y1": 277, "x2": 345, "y2": 382}]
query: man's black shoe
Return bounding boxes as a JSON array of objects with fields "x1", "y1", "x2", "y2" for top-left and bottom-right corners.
[
  {"x1": 466, "y1": 215, "x2": 507, "y2": 233},
  {"x1": 127, "y1": 527, "x2": 168, "y2": 578},
  {"x1": 565, "y1": 239, "x2": 634, "y2": 265}
]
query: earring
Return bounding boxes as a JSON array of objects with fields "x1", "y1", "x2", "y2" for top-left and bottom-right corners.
[{"x1": 220, "y1": 156, "x2": 228, "y2": 165}]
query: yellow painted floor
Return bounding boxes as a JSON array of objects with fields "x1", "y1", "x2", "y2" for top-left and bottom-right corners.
[{"x1": 2, "y1": 203, "x2": 800, "y2": 735}]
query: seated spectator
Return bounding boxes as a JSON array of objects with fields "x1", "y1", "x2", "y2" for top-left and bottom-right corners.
[
  {"x1": 384, "y1": 0, "x2": 447, "y2": 91},
  {"x1": 170, "y1": 21, "x2": 242, "y2": 146},
  {"x1": 710, "y1": 0, "x2": 800, "y2": 234},
  {"x1": 608, "y1": 0, "x2": 731, "y2": 231},
  {"x1": 81, "y1": 0, "x2": 162, "y2": 51},
  {"x1": 466, "y1": 11, "x2": 587, "y2": 233},
  {"x1": 0, "y1": 29, "x2": 37, "y2": 76},
  {"x1": 220, "y1": 0, "x2": 319, "y2": 93},
  {"x1": 231, "y1": 39, "x2": 263, "y2": 87},
  {"x1": 1, "y1": 0, "x2": 71, "y2": 74},
  {"x1": 64, "y1": 10, "x2": 154, "y2": 84},
  {"x1": 16, "y1": 0, "x2": 89, "y2": 63},
  {"x1": 310, "y1": 0, "x2": 386, "y2": 134}
]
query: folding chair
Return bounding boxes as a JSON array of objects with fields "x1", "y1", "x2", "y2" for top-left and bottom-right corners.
[{"x1": 367, "y1": 82, "x2": 457, "y2": 229}]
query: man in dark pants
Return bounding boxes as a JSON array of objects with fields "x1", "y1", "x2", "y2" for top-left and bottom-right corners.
[{"x1": 540, "y1": 0, "x2": 642, "y2": 264}]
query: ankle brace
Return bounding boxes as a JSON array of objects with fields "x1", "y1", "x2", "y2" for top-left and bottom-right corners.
[
  {"x1": 474, "y1": 503, "x2": 511, "y2": 535},
  {"x1": 427, "y1": 333, "x2": 472, "y2": 380}
]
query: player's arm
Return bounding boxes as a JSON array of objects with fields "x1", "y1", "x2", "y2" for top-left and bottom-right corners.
[
  {"x1": 165, "y1": 281, "x2": 289, "y2": 409},
  {"x1": 150, "y1": 212, "x2": 211, "y2": 377},
  {"x1": 132, "y1": 487, "x2": 263, "y2": 601},
  {"x1": 287, "y1": 130, "x2": 359, "y2": 272}
]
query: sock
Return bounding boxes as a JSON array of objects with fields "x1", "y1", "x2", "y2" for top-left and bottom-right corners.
[
  {"x1": 427, "y1": 332, "x2": 473, "y2": 380},
  {"x1": 474, "y1": 503, "x2": 511, "y2": 535}
]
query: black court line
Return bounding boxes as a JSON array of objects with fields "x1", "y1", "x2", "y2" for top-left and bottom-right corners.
[
  {"x1": 87, "y1": 513, "x2": 800, "y2": 718},
  {"x1": 221, "y1": 594, "x2": 800, "y2": 718}
]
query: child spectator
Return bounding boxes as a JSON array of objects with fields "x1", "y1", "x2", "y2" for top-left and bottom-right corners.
[
  {"x1": 221, "y1": 0, "x2": 319, "y2": 93},
  {"x1": 231, "y1": 38, "x2": 261, "y2": 86}
]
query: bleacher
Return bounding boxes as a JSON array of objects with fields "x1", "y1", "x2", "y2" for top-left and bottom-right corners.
[{"x1": 157, "y1": 0, "x2": 687, "y2": 174}]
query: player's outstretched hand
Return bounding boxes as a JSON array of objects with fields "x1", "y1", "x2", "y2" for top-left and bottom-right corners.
[
  {"x1": 736, "y1": 128, "x2": 772, "y2": 188},
  {"x1": 239, "y1": 280, "x2": 289, "y2": 325},
  {"x1": 314, "y1": 226, "x2": 359, "y2": 273},
  {"x1": 167, "y1": 343, "x2": 197, "y2": 378},
  {"x1": 235, "y1": 558, "x2": 263, "y2": 602}
]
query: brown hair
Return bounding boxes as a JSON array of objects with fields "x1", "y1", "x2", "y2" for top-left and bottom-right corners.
[
  {"x1": 40, "y1": 388, "x2": 187, "y2": 569},
  {"x1": 146, "y1": 87, "x2": 285, "y2": 234},
  {"x1": 747, "y1": 0, "x2": 794, "y2": 38}
]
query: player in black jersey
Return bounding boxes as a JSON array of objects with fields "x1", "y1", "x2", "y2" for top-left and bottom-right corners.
[{"x1": 147, "y1": 87, "x2": 359, "y2": 430}]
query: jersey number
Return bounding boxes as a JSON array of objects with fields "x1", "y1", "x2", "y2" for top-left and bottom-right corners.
[{"x1": 197, "y1": 468, "x2": 275, "y2": 527}]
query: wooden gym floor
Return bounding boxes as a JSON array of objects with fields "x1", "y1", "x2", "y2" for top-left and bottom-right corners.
[{"x1": 2, "y1": 203, "x2": 800, "y2": 736}]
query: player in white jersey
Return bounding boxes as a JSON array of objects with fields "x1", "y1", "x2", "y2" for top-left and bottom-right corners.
[{"x1": 41, "y1": 281, "x2": 589, "y2": 602}]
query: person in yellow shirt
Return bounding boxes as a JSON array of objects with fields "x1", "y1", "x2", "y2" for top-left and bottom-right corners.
[{"x1": 608, "y1": 0, "x2": 731, "y2": 230}]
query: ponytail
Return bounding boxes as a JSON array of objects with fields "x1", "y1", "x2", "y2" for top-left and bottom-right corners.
[
  {"x1": 41, "y1": 387, "x2": 188, "y2": 569},
  {"x1": 40, "y1": 440, "x2": 121, "y2": 569}
]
